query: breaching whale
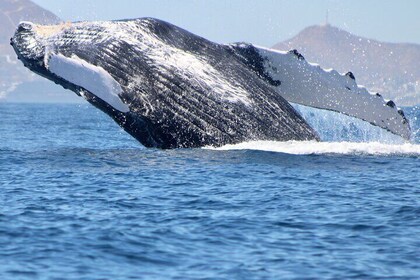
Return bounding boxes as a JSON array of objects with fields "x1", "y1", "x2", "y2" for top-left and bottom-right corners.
[{"x1": 10, "y1": 18, "x2": 411, "y2": 148}]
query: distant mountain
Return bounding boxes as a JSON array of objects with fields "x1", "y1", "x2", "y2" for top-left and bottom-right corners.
[
  {"x1": 0, "y1": 0, "x2": 60, "y2": 44},
  {"x1": 0, "y1": 0, "x2": 79, "y2": 102},
  {"x1": 273, "y1": 24, "x2": 420, "y2": 106}
]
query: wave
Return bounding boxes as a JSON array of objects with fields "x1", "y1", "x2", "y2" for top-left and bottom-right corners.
[
  {"x1": 206, "y1": 106, "x2": 420, "y2": 156},
  {"x1": 292, "y1": 103, "x2": 419, "y2": 143},
  {"x1": 207, "y1": 141, "x2": 420, "y2": 156}
]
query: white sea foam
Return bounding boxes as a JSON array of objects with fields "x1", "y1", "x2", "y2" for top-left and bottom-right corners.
[
  {"x1": 292, "y1": 103, "x2": 410, "y2": 143},
  {"x1": 207, "y1": 141, "x2": 420, "y2": 156},
  {"x1": 206, "y1": 102, "x2": 419, "y2": 156}
]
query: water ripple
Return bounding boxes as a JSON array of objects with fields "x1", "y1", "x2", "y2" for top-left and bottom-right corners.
[{"x1": 0, "y1": 103, "x2": 419, "y2": 279}]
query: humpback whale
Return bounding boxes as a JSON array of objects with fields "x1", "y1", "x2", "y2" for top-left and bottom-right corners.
[{"x1": 10, "y1": 18, "x2": 411, "y2": 148}]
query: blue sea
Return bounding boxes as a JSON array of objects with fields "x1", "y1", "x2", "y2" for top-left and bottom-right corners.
[{"x1": 0, "y1": 103, "x2": 419, "y2": 279}]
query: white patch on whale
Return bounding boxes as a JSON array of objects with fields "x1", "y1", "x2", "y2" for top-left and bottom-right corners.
[
  {"x1": 48, "y1": 53, "x2": 129, "y2": 112},
  {"x1": 39, "y1": 20, "x2": 252, "y2": 107},
  {"x1": 95, "y1": 20, "x2": 252, "y2": 106}
]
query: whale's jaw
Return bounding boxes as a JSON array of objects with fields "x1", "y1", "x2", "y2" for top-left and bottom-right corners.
[
  {"x1": 10, "y1": 18, "x2": 322, "y2": 148},
  {"x1": 11, "y1": 22, "x2": 47, "y2": 77}
]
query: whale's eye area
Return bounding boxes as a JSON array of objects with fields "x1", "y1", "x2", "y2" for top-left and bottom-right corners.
[{"x1": 17, "y1": 22, "x2": 34, "y2": 32}]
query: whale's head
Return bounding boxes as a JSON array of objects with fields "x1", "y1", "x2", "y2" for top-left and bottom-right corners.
[
  {"x1": 11, "y1": 21, "x2": 131, "y2": 112},
  {"x1": 10, "y1": 21, "x2": 154, "y2": 142},
  {"x1": 11, "y1": 22, "x2": 51, "y2": 76},
  {"x1": 11, "y1": 22, "x2": 87, "y2": 94}
]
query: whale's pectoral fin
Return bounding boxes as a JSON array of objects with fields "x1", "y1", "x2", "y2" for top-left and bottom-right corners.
[
  {"x1": 231, "y1": 43, "x2": 411, "y2": 140},
  {"x1": 47, "y1": 53, "x2": 130, "y2": 113}
]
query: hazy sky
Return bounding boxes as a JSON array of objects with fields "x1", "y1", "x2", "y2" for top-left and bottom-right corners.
[{"x1": 32, "y1": 0, "x2": 420, "y2": 47}]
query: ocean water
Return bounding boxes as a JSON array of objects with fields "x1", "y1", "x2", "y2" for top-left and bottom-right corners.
[{"x1": 0, "y1": 102, "x2": 419, "y2": 279}]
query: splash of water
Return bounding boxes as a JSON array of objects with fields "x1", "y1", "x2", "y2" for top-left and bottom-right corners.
[
  {"x1": 210, "y1": 141, "x2": 419, "y2": 156},
  {"x1": 292, "y1": 103, "x2": 414, "y2": 143},
  {"x1": 208, "y1": 104, "x2": 420, "y2": 156}
]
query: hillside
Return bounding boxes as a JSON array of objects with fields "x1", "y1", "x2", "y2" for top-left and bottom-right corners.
[
  {"x1": 0, "y1": 0, "x2": 60, "y2": 44},
  {"x1": 0, "y1": 0, "x2": 78, "y2": 102},
  {"x1": 273, "y1": 24, "x2": 420, "y2": 106}
]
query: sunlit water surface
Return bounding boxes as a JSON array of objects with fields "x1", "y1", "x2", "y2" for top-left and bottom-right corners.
[{"x1": 0, "y1": 103, "x2": 419, "y2": 279}]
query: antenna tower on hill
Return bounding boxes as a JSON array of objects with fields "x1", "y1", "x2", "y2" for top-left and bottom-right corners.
[{"x1": 325, "y1": 10, "x2": 329, "y2": 26}]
